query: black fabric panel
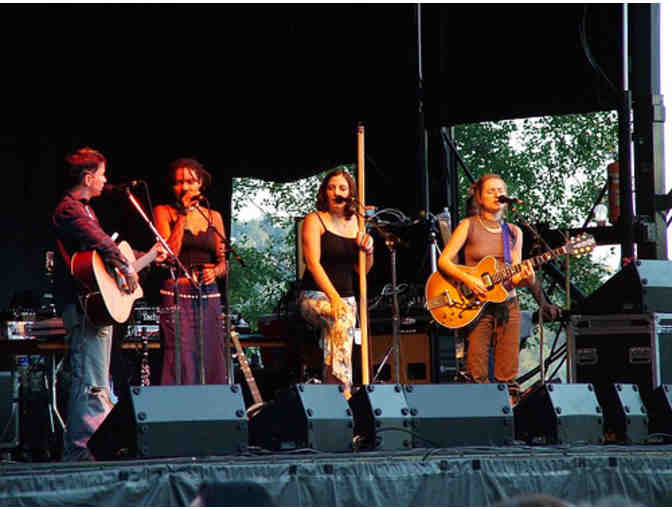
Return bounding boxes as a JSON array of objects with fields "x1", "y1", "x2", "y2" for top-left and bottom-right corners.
[{"x1": 1, "y1": 447, "x2": 672, "y2": 506}]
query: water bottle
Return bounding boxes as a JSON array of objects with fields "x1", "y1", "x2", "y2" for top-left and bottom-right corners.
[{"x1": 437, "y1": 207, "x2": 452, "y2": 246}]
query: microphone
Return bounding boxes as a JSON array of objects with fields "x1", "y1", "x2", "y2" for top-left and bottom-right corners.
[
  {"x1": 497, "y1": 195, "x2": 523, "y2": 205},
  {"x1": 334, "y1": 196, "x2": 352, "y2": 204},
  {"x1": 104, "y1": 181, "x2": 143, "y2": 192},
  {"x1": 188, "y1": 194, "x2": 205, "y2": 204}
]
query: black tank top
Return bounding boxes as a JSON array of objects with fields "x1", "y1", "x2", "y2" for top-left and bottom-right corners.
[
  {"x1": 301, "y1": 214, "x2": 359, "y2": 297},
  {"x1": 179, "y1": 227, "x2": 218, "y2": 268}
]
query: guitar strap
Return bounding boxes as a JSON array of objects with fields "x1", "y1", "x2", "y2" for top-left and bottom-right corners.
[
  {"x1": 55, "y1": 238, "x2": 72, "y2": 271},
  {"x1": 501, "y1": 222, "x2": 512, "y2": 265},
  {"x1": 501, "y1": 222, "x2": 515, "y2": 294}
]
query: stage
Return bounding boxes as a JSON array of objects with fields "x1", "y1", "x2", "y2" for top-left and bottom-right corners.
[{"x1": 1, "y1": 444, "x2": 672, "y2": 506}]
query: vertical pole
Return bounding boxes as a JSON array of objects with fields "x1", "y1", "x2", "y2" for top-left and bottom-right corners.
[
  {"x1": 630, "y1": 3, "x2": 667, "y2": 259},
  {"x1": 357, "y1": 123, "x2": 370, "y2": 386},
  {"x1": 618, "y1": 4, "x2": 636, "y2": 263}
]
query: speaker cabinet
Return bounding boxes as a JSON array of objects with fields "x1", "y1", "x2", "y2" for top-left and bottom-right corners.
[
  {"x1": 401, "y1": 383, "x2": 514, "y2": 447},
  {"x1": 0, "y1": 372, "x2": 19, "y2": 450},
  {"x1": 88, "y1": 385, "x2": 248, "y2": 460},
  {"x1": 568, "y1": 313, "x2": 672, "y2": 406},
  {"x1": 371, "y1": 333, "x2": 431, "y2": 384},
  {"x1": 348, "y1": 384, "x2": 412, "y2": 450},
  {"x1": 581, "y1": 260, "x2": 672, "y2": 314},
  {"x1": 594, "y1": 383, "x2": 648, "y2": 444},
  {"x1": 249, "y1": 384, "x2": 353, "y2": 452},
  {"x1": 514, "y1": 383, "x2": 603, "y2": 444}
]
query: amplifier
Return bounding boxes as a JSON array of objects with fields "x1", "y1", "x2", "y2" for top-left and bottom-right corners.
[
  {"x1": 369, "y1": 314, "x2": 431, "y2": 335},
  {"x1": 568, "y1": 314, "x2": 672, "y2": 405},
  {"x1": 370, "y1": 333, "x2": 431, "y2": 384}
]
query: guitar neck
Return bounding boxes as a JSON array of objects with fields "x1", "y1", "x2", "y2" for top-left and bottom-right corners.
[
  {"x1": 132, "y1": 247, "x2": 159, "y2": 273},
  {"x1": 493, "y1": 246, "x2": 568, "y2": 284},
  {"x1": 230, "y1": 332, "x2": 264, "y2": 405}
]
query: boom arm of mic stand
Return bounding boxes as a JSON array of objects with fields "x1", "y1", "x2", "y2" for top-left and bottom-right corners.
[{"x1": 124, "y1": 189, "x2": 199, "y2": 289}]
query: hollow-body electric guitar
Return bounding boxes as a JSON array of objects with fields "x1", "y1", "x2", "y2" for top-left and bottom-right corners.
[
  {"x1": 70, "y1": 241, "x2": 159, "y2": 327},
  {"x1": 425, "y1": 234, "x2": 595, "y2": 329}
]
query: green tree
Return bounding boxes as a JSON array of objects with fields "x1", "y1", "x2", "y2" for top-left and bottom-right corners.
[
  {"x1": 454, "y1": 111, "x2": 619, "y2": 310},
  {"x1": 228, "y1": 172, "x2": 329, "y2": 329},
  {"x1": 228, "y1": 112, "x2": 618, "y2": 336}
]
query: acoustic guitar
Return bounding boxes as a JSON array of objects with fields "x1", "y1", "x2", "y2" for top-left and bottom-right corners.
[
  {"x1": 70, "y1": 241, "x2": 159, "y2": 327},
  {"x1": 230, "y1": 330, "x2": 266, "y2": 418},
  {"x1": 425, "y1": 234, "x2": 595, "y2": 329}
]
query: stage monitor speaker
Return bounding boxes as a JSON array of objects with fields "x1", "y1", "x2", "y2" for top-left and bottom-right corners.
[
  {"x1": 580, "y1": 260, "x2": 672, "y2": 314},
  {"x1": 514, "y1": 383, "x2": 603, "y2": 444},
  {"x1": 249, "y1": 384, "x2": 353, "y2": 452},
  {"x1": 371, "y1": 333, "x2": 431, "y2": 384},
  {"x1": 88, "y1": 385, "x2": 248, "y2": 460},
  {"x1": 594, "y1": 383, "x2": 648, "y2": 444},
  {"x1": 647, "y1": 385, "x2": 672, "y2": 440},
  {"x1": 401, "y1": 383, "x2": 514, "y2": 447},
  {"x1": 348, "y1": 384, "x2": 412, "y2": 450},
  {"x1": 0, "y1": 372, "x2": 19, "y2": 450}
]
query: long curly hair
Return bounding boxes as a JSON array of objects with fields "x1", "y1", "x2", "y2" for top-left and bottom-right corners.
[
  {"x1": 167, "y1": 157, "x2": 212, "y2": 190},
  {"x1": 315, "y1": 168, "x2": 357, "y2": 219}
]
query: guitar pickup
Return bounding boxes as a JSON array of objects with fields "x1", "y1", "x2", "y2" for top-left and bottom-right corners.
[
  {"x1": 481, "y1": 274, "x2": 493, "y2": 288},
  {"x1": 442, "y1": 291, "x2": 454, "y2": 307}
]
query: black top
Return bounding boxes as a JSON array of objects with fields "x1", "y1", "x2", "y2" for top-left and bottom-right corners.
[
  {"x1": 301, "y1": 216, "x2": 359, "y2": 297},
  {"x1": 179, "y1": 227, "x2": 218, "y2": 268}
]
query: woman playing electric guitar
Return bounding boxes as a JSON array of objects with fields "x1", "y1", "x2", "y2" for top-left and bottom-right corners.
[{"x1": 437, "y1": 174, "x2": 534, "y2": 406}]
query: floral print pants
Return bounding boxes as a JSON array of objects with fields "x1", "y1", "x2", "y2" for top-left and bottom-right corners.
[{"x1": 299, "y1": 290, "x2": 357, "y2": 386}]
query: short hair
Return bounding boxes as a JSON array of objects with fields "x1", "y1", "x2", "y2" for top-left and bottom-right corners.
[
  {"x1": 168, "y1": 157, "x2": 212, "y2": 189},
  {"x1": 64, "y1": 147, "x2": 106, "y2": 187},
  {"x1": 315, "y1": 168, "x2": 357, "y2": 219}
]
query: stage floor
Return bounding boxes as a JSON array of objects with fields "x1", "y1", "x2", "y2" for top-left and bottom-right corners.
[{"x1": 2, "y1": 444, "x2": 672, "y2": 506}]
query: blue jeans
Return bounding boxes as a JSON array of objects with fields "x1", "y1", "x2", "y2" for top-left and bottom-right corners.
[{"x1": 62, "y1": 304, "x2": 114, "y2": 461}]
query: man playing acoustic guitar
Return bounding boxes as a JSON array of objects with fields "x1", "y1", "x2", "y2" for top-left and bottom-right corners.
[
  {"x1": 52, "y1": 147, "x2": 166, "y2": 461},
  {"x1": 437, "y1": 174, "x2": 535, "y2": 406}
]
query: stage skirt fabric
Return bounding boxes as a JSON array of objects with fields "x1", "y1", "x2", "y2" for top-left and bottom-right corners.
[{"x1": 159, "y1": 279, "x2": 228, "y2": 385}]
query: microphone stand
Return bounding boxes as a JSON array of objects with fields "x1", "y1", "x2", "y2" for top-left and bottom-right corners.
[
  {"x1": 192, "y1": 199, "x2": 246, "y2": 386},
  {"x1": 360, "y1": 206, "x2": 411, "y2": 385},
  {"x1": 506, "y1": 203, "x2": 553, "y2": 387},
  {"x1": 377, "y1": 231, "x2": 404, "y2": 384},
  {"x1": 123, "y1": 189, "x2": 200, "y2": 385}
]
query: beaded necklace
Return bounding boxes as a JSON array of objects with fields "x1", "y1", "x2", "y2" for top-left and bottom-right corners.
[{"x1": 477, "y1": 214, "x2": 502, "y2": 234}]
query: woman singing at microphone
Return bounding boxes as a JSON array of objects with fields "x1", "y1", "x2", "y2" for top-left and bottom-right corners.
[
  {"x1": 298, "y1": 168, "x2": 373, "y2": 399},
  {"x1": 153, "y1": 158, "x2": 228, "y2": 385},
  {"x1": 437, "y1": 174, "x2": 534, "y2": 405}
]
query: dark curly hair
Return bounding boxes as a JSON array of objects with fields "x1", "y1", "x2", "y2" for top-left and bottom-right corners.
[
  {"x1": 64, "y1": 147, "x2": 106, "y2": 187},
  {"x1": 167, "y1": 157, "x2": 212, "y2": 189},
  {"x1": 315, "y1": 168, "x2": 357, "y2": 219}
]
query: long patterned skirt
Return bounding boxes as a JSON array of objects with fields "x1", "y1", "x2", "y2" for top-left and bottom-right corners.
[{"x1": 159, "y1": 279, "x2": 228, "y2": 385}]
